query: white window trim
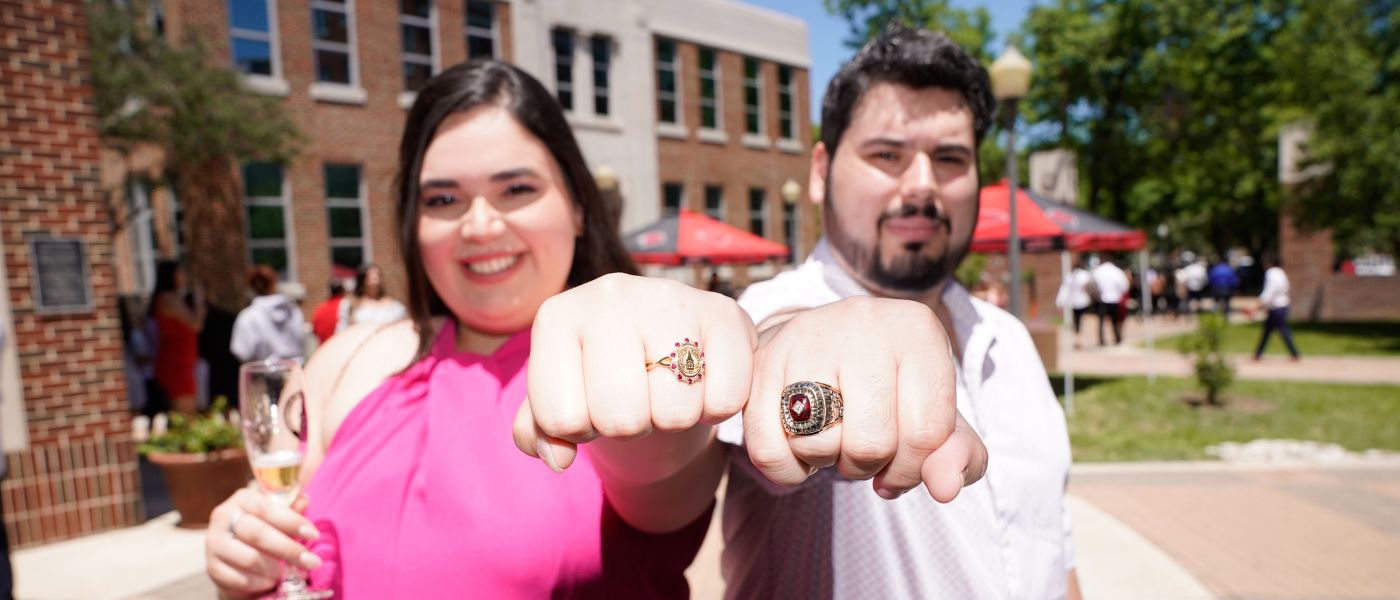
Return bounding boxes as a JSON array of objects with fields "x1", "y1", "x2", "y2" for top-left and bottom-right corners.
[
  {"x1": 742, "y1": 134, "x2": 771, "y2": 150},
  {"x1": 744, "y1": 57, "x2": 765, "y2": 137},
  {"x1": 776, "y1": 138, "x2": 804, "y2": 154},
  {"x1": 697, "y1": 128, "x2": 728, "y2": 145},
  {"x1": 778, "y1": 65, "x2": 797, "y2": 141},
  {"x1": 230, "y1": 0, "x2": 288, "y2": 95},
  {"x1": 465, "y1": 0, "x2": 498, "y2": 59},
  {"x1": 655, "y1": 37, "x2": 683, "y2": 127},
  {"x1": 399, "y1": 1, "x2": 439, "y2": 92},
  {"x1": 244, "y1": 166, "x2": 297, "y2": 282},
  {"x1": 326, "y1": 165, "x2": 371, "y2": 272},
  {"x1": 310, "y1": 0, "x2": 361, "y2": 89},
  {"x1": 128, "y1": 178, "x2": 156, "y2": 295},
  {"x1": 698, "y1": 47, "x2": 722, "y2": 132}
]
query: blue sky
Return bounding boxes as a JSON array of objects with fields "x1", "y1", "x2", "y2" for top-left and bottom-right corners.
[{"x1": 741, "y1": 0, "x2": 1038, "y2": 123}]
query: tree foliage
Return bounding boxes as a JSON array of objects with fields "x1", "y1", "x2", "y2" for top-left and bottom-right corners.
[{"x1": 87, "y1": 0, "x2": 301, "y2": 171}]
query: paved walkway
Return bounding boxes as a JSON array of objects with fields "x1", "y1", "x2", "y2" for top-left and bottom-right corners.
[{"x1": 1059, "y1": 315, "x2": 1400, "y2": 385}]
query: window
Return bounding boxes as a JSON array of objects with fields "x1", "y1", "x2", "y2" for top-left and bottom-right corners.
[
  {"x1": 465, "y1": 0, "x2": 495, "y2": 59},
  {"x1": 704, "y1": 185, "x2": 724, "y2": 222},
  {"x1": 149, "y1": 0, "x2": 166, "y2": 38},
  {"x1": 698, "y1": 48, "x2": 719, "y2": 130},
  {"x1": 662, "y1": 183, "x2": 683, "y2": 217},
  {"x1": 127, "y1": 179, "x2": 157, "y2": 294},
  {"x1": 778, "y1": 66, "x2": 795, "y2": 140},
  {"x1": 655, "y1": 38, "x2": 679, "y2": 124},
  {"x1": 748, "y1": 188, "x2": 766, "y2": 236},
  {"x1": 400, "y1": 0, "x2": 435, "y2": 92},
  {"x1": 228, "y1": 0, "x2": 277, "y2": 76},
  {"x1": 591, "y1": 35, "x2": 611, "y2": 117},
  {"x1": 744, "y1": 57, "x2": 763, "y2": 135},
  {"x1": 783, "y1": 202, "x2": 796, "y2": 263},
  {"x1": 243, "y1": 162, "x2": 293, "y2": 278},
  {"x1": 552, "y1": 28, "x2": 574, "y2": 111},
  {"x1": 311, "y1": 0, "x2": 356, "y2": 85},
  {"x1": 325, "y1": 164, "x2": 366, "y2": 275}
]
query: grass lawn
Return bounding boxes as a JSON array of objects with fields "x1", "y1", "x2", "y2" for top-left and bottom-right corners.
[
  {"x1": 1056, "y1": 375, "x2": 1400, "y2": 462},
  {"x1": 1151, "y1": 320, "x2": 1400, "y2": 356}
]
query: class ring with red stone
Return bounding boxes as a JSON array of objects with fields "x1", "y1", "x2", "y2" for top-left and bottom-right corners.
[
  {"x1": 781, "y1": 381, "x2": 843, "y2": 436},
  {"x1": 645, "y1": 338, "x2": 705, "y2": 385}
]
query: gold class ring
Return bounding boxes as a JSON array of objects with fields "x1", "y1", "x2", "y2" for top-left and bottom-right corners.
[
  {"x1": 646, "y1": 338, "x2": 705, "y2": 385},
  {"x1": 781, "y1": 381, "x2": 843, "y2": 436}
]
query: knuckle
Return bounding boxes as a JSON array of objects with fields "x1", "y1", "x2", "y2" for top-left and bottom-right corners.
[
  {"x1": 747, "y1": 443, "x2": 793, "y2": 475},
  {"x1": 844, "y1": 435, "x2": 896, "y2": 467},
  {"x1": 594, "y1": 412, "x2": 650, "y2": 439},
  {"x1": 905, "y1": 422, "x2": 955, "y2": 454},
  {"x1": 535, "y1": 412, "x2": 588, "y2": 440}
]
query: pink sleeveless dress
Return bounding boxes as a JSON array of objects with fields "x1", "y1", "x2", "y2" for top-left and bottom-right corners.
[{"x1": 302, "y1": 324, "x2": 712, "y2": 598}]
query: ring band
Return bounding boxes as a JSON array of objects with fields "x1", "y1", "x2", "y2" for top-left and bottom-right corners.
[
  {"x1": 781, "y1": 381, "x2": 843, "y2": 436},
  {"x1": 228, "y1": 510, "x2": 246, "y2": 537},
  {"x1": 646, "y1": 338, "x2": 705, "y2": 384}
]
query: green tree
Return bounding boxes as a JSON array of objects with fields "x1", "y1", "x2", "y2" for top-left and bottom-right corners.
[
  {"x1": 824, "y1": 0, "x2": 996, "y2": 62},
  {"x1": 88, "y1": 0, "x2": 301, "y2": 187}
]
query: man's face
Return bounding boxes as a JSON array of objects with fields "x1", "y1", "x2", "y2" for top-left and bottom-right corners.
[{"x1": 813, "y1": 83, "x2": 979, "y2": 297}]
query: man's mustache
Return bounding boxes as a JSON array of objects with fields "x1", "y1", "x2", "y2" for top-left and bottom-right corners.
[{"x1": 877, "y1": 203, "x2": 950, "y2": 228}]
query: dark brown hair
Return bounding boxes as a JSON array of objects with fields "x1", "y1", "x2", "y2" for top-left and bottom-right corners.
[
  {"x1": 247, "y1": 264, "x2": 278, "y2": 296},
  {"x1": 395, "y1": 60, "x2": 638, "y2": 361}
]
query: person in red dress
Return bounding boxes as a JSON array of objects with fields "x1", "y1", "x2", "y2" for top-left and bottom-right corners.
[
  {"x1": 310, "y1": 280, "x2": 345, "y2": 344},
  {"x1": 149, "y1": 261, "x2": 205, "y2": 414}
]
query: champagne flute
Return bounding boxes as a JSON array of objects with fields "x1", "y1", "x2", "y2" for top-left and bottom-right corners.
[{"x1": 239, "y1": 359, "x2": 332, "y2": 600}]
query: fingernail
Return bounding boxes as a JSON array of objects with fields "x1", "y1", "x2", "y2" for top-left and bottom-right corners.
[
  {"x1": 875, "y1": 487, "x2": 899, "y2": 500},
  {"x1": 535, "y1": 439, "x2": 563, "y2": 474},
  {"x1": 299, "y1": 524, "x2": 320, "y2": 540},
  {"x1": 300, "y1": 551, "x2": 322, "y2": 570}
]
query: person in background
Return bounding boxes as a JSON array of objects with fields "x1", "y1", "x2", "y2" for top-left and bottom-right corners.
[
  {"x1": 150, "y1": 260, "x2": 204, "y2": 414},
  {"x1": 1181, "y1": 256, "x2": 1208, "y2": 313},
  {"x1": 1251, "y1": 256, "x2": 1300, "y2": 361},
  {"x1": 1057, "y1": 255, "x2": 1094, "y2": 337},
  {"x1": 335, "y1": 264, "x2": 407, "y2": 331},
  {"x1": 1092, "y1": 254, "x2": 1130, "y2": 345},
  {"x1": 310, "y1": 280, "x2": 345, "y2": 344},
  {"x1": 1209, "y1": 257, "x2": 1239, "y2": 316},
  {"x1": 230, "y1": 265, "x2": 307, "y2": 364}
]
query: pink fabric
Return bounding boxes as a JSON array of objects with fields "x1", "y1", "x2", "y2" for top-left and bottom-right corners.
[{"x1": 302, "y1": 323, "x2": 710, "y2": 599}]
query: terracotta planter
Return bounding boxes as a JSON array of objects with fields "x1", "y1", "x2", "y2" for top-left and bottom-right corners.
[{"x1": 146, "y1": 448, "x2": 251, "y2": 528}]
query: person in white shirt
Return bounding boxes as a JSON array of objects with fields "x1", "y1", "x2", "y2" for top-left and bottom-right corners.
[
  {"x1": 718, "y1": 27, "x2": 1079, "y2": 599},
  {"x1": 336, "y1": 264, "x2": 407, "y2": 332},
  {"x1": 1181, "y1": 258, "x2": 1208, "y2": 313},
  {"x1": 1056, "y1": 255, "x2": 1094, "y2": 335},
  {"x1": 1091, "y1": 256, "x2": 1130, "y2": 346},
  {"x1": 230, "y1": 264, "x2": 307, "y2": 364},
  {"x1": 1252, "y1": 257, "x2": 1300, "y2": 360}
]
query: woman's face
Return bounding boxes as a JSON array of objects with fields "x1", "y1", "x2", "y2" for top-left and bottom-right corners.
[
  {"x1": 363, "y1": 267, "x2": 382, "y2": 295},
  {"x1": 173, "y1": 267, "x2": 187, "y2": 291},
  {"x1": 416, "y1": 106, "x2": 582, "y2": 336}
]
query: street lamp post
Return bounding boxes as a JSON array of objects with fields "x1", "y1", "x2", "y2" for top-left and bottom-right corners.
[
  {"x1": 990, "y1": 46, "x2": 1032, "y2": 319},
  {"x1": 781, "y1": 179, "x2": 802, "y2": 263}
]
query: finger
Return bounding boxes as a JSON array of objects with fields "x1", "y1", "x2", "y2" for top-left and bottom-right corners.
[
  {"x1": 210, "y1": 532, "x2": 280, "y2": 577},
  {"x1": 920, "y1": 413, "x2": 987, "y2": 503},
  {"x1": 209, "y1": 560, "x2": 279, "y2": 596},
  {"x1": 234, "y1": 494, "x2": 321, "y2": 570},
  {"x1": 528, "y1": 304, "x2": 595, "y2": 444},
  {"x1": 872, "y1": 342, "x2": 956, "y2": 498},
  {"x1": 512, "y1": 398, "x2": 576, "y2": 472},
  {"x1": 743, "y1": 331, "x2": 813, "y2": 486},
  {"x1": 782, "y1": 332, "x2": 844, "y2": 471},
  {"x1": 832, "y1": 347, "x2": 898, "y2": 480},
  {"x1": 583, "y1": 320, "x2": 651, "y2": 440},
  {"x1": 697, "y1": 299, "x2": 757, "y2": 425},
  {"x1": 236, "y1": 488, "x2": 320, "y2": 542}
]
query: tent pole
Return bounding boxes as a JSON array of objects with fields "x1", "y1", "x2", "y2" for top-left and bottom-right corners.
[
  {"x1": 1061, "y1": 250, "x2": 1074, "y2": 416},
  {"x1": 1140, "y1": 247, "x2": 1155, "y2": 384}
]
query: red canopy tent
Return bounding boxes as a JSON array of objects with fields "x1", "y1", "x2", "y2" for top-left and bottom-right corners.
[{"x1": 624, "y1": 209, "x2": 789, "y2": 265}]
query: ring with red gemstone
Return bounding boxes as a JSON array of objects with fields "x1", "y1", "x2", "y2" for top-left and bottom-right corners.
[
  {"x1": 645, "y1": 338, "x2": 705, "y2": 385},
  {"x1": 780, "y1": 381, "x2": 843, "y2": 436}
]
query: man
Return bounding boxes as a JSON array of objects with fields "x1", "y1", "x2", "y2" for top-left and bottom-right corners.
[
  {"x1": 1091, "y1": 255, "x2": 1129, "y2": 346},
  {"x1": 1252, "y1": 256, "x2": 1300, "y2": 361},
  {"x1": 310, "y1": 280, "x2": 346, "y2": 344},
  {"x1": 1181, "y1": 256, "x2": 1208, "y2": 313},
  {"x1": 719, "y1": 28, "x2": 1078, "y2": 598},
  {"x1": 1208, "y1": 258, "x2": 1239, "y2": 316}
]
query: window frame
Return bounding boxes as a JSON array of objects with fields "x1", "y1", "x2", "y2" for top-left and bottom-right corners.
[
  {"x1": 324, "y1": 163, "x2": 370, "y2": 276},
  {"x1": 698, "y1": 47, "x2": 721, "y2": 131},
  {"x1": 704, "y1": 185, "x2": 724, "y2": 222},
  {"x1": 242, "y1": 162, "x2": 297, "y2": 281},
  {"x1": 465, "y1": 0, "x2": 498, "y2": 59},
  {"x1": 748, "y1": 187, "x2": 766, "y2": 236},
  {"x1": 743, "y1": 56, "x2": 764, "y2": 136},
  {"x1": 399, "y1": 0, "x2": 439, "y2": 93},
  {"x1": 662, "y1": 182, "x2": 684, "y2": 217},
  {"x1": 591, "y1": 34, "x2": 612, "y2": 117},
  {"x1": 551, "y1": 27, "x2": 575, "y2": 112},
  {"x1": 655, "y1": 37, "x2": 682, "y2": 126},
  {"x1": 309, "y1": 0, "x2": 360, "y2": 88},
  {"x1": 778, "y1": 65, "x2": 796, "y2": 141},
  {"x1": 227, "y1": 0, "x2": 284, "y2": 83}
]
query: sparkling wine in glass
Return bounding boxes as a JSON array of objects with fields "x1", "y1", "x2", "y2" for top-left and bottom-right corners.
[{"x1": 239, "y1": 359, "x2": 331, "y2": 600}]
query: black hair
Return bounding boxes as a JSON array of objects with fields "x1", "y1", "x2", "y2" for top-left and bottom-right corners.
[
  {"x1": 395, "y1": 60, "x2": 638, "y2": 361},
  {"x1": 821, "y1": 26, "x2": 997, "y2": 156}
]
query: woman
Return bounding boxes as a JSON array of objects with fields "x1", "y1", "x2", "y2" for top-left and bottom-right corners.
[
  {"x1": 149, "y1": 260, "x2": 204, "y2": 414},
  {"x1": 229, "y1": 264, "x2": 307, "y2": 364},
  {"x1": 334, "y1": 264, "x2": 406, "y2": 331},
  {"x1": 204, "y1": 61, "x2": 739, "y2": 598}
]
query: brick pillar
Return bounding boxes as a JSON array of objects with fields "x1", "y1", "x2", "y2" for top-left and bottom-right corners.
[
  {"x1": 1279, "y1": 209, "x2": 1332, "y2": 321},
  {"x1": 0, "y1": 0, "x2": 143, "y2": 546}
]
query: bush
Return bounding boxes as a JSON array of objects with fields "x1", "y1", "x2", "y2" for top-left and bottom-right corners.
[
  {"x1": 138, "y1": 397, "x2": 243, "y2": 456},
  {"x1": 1177, "y1": 313, "x2": 1236, "y2": 405}
]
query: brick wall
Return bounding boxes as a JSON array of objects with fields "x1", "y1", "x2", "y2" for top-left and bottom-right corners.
[
  {"x1": 0, "y1": 0, "x2": 142, "y2": 546},
  {"x1": 1281, "y1": 211, "x2": 1400, "y2": 321},
  {"x1": 656, "y1": 38, "x2": 817, "y2": 277}
]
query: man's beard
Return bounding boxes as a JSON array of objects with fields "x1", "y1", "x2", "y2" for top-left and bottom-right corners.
[{"x1": 824, "y1": 189, "x2": 971, "y2": 294}]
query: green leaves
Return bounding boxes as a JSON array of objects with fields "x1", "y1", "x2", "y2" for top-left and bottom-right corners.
[{"x1": 87, "y1": 0, "x2": 301, "y2": 169}]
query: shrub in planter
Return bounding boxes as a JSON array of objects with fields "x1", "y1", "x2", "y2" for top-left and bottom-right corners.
[{"x1": 138, "y1": 397, "x2": 250, "y2": 528}]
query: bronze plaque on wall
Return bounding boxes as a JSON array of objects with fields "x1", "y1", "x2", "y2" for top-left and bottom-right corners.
[{"x1": 27, "y1": 235, "x2": 93, "y2": 314}]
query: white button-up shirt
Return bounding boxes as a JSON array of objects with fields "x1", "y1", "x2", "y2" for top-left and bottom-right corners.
[
  {"x1": 718, "y1": 239, "x2": 1075, "y2": 599},
  {"x1": 1259, "y1": 266, "x2": 1291, "y2": 309}
]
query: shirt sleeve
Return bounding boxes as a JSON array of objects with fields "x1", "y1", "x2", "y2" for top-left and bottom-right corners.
[{"x1": 1061, "y1": 497, "x2": 1077, "y2": 572}]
